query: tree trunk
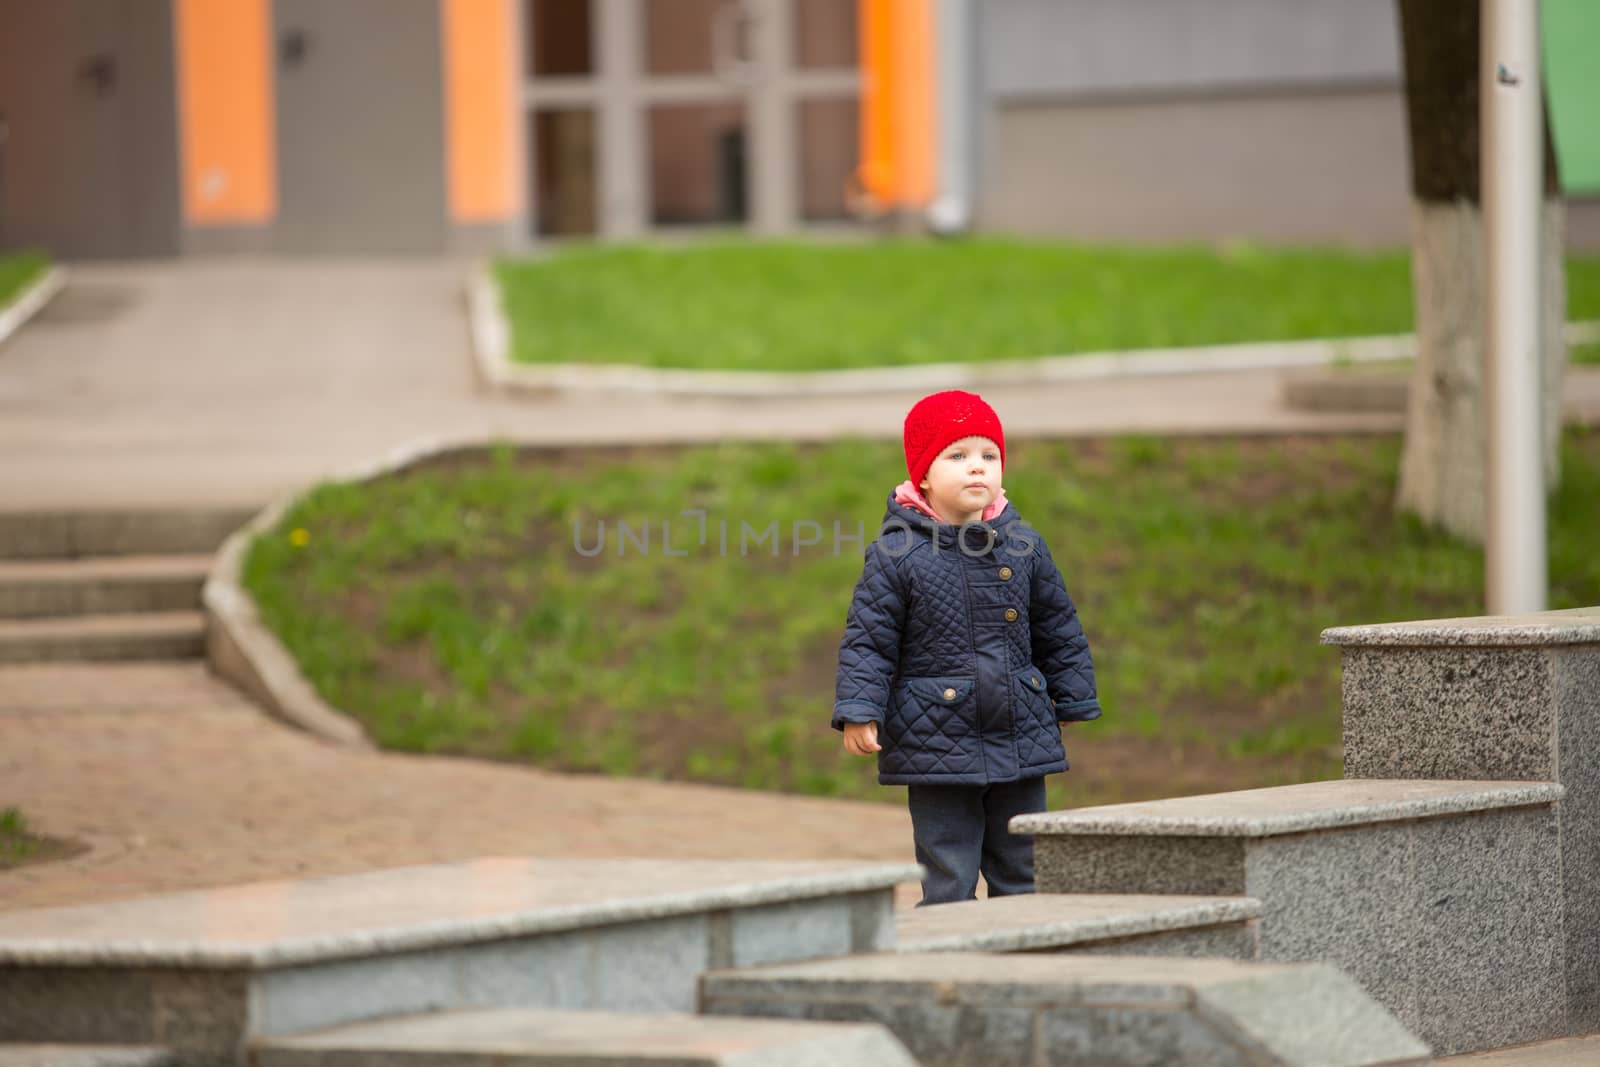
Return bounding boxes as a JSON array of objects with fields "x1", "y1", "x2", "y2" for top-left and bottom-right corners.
[
  {"x1": 1396, "y1": 197, "x2": 1566, "y2": 540},
  {"x1": 1393, "y1": 0, "x2": 1567, "y2": 544}
]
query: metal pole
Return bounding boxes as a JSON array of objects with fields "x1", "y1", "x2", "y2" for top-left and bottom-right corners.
[{"x1": 1482, "y1": 0, "x2": 1547, "y2": 614}]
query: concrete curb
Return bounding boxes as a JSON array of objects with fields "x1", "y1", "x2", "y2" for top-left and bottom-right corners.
[
  {"x1": 203, "y1": 429, "x2": 806, "y2": 748},
  {"x1": 468, "y1": 260, "x2": 1600, "y2": 398},
  {"x1": 204, "y1": 495, "x2": 373, "y2": 749},
  {"x1": 0, "y1": 266, "x2": 67, "y2": 349},
  {"x1": 202, "y1": 434, "x2": 492, "y2": 750},
  {"x1": 1282, "y1": 320, "x2": 1600, "y2": 413},
  {"x1": 466, "y1": 261, "x2": 513, "y2": 393}
]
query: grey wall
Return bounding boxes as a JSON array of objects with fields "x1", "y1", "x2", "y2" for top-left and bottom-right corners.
[
  {"x1": 983, "y1": 0, "x2": 1402, "y2": 102},
  {"x1": 971, "y1": 0, "x2": 1600, "y2": 249},
  {"x1": 970, "y1": 0, "x2": 1408, "y2": 246},
  {"x1": 979, "y1": 88, "x2": 1413, "y2": 246}
]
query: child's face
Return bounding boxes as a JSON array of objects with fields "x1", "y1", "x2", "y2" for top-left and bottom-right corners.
[{"x1": 918, "y1": 435, "x2": 1003, "y2": 523}]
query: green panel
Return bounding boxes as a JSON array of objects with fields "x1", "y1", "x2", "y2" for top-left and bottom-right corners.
[{"x1": 1544, "y1": 0, "x2": 1600, "y2": 195}]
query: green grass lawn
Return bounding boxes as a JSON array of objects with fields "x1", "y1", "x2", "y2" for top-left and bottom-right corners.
[
  {"x1": 242, "y1": 429, "x2": 1600, "y2": 809},
  {"x1": 0, "y1": 249, "x2": 48, "y2": 309},
  {"x1": 495, "y1": 239, "x2": 1600, "y2": 371}
]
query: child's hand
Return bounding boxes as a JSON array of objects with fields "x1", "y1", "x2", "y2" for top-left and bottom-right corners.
[{"x1": 842, "y1": 721, "x2": 881, "y2": 755}]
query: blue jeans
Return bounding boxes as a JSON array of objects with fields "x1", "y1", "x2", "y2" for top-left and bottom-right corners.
[{"x1": 906, "y1": 777, "x2": 1048, "y2": 906}]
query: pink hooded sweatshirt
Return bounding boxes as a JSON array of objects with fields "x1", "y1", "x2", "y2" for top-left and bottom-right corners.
[{"x1": 892, "y1": 479, "x2": 1010, "y2": 524}]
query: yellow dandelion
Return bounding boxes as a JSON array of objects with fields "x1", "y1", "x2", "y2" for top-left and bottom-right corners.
[{"x1": 289, "y1": 527, "x2": 310, "y2": 548}]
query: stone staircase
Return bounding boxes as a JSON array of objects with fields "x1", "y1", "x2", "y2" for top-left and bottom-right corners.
[
  {"x1": 699, "y1": 952, "x2": 1431, "y2": 1067},
  {"x1": 1014, "y1": 778, "x2": 1565, "y2": 1056},
  {"x1": 0, "y1": 508, "x2": 252, "y2": 664},
  {"x1": 6, "y1": 604, "x2": 1596, "y2": 1065},
  {"x1": 0, "y1": 858, "x2": 926, "y2": 1067},
  {"x1": 682, "y1": 607, "x2": 1600, "y2": 1062},
  {"x1": 893, "y1": 891, "x2": 1262, "y2": 958},
  {"x1": 995, "y1": 607, "x2": 1600, "y2": 1059},
  {"x1": 0, "y1": 855, "x2": 1418, "y2": 1067}
]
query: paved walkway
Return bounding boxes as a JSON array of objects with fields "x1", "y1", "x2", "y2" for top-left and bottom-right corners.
[
  {"x1": 0, "y1": 255, "x2": 1537, "y2": 511},
  {"x1": 0, "y1": 662, "x2": 919, "y2": 911}
]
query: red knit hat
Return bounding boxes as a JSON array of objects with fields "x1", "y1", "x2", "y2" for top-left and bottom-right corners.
[{"x1": 903, "y1": 390, "x2": 1006, "y2": 488}]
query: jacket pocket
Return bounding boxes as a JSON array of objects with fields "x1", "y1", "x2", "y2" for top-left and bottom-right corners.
[
  {"x1": 1014, "y1": 664, "x2": 1052, "y2": 714},
  {"x1": 883, "y1": 675, "x2": 979, "y2": 777},
  {"x1": 885, "y1": 675, "x2": 977, "y2": 759},
  {"x1": 1013, "y1": 664, "x2": 1065, "y2": 759}
]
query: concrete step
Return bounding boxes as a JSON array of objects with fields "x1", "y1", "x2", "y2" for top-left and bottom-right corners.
[
  {"x1": 0, "y1": 1048, "x2": 174, "y2": 1067},
  {"x1": 894, "y1": 892, "x2": 1260, "y2": 958},
  {"x1": 253, "y1": 1008, "x2": 917, "y2": 1067},
  {"x1": 0, "y1": 508, "x2": 254, "y2": 560},
  {"x1": 700, "y1": 952, "x2": 1430, "y2": 1067},
  {"x1": 1012, "y1": 777, "x2": 1566, "y2": 1057},
  {"x1": 1281, "y1": 368, "x2": 1409, "y2": 413},
  {"x1": 0, "y1": 556, "x2": 211, "y2": 619},
  {"x1": 1438, "y1": 1033, "x2": 1600, "y2": 1064},
  {"x1": 0, "y1": 612, "x2": 205, "y2": 664},
  {"x1": 0, "y1": 857, "x2": 918, "y2": 1064}
]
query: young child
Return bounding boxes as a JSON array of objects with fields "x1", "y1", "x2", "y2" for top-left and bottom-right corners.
[{"x1": 832, "y1": 389, "x2": 1101, "y2": 906}]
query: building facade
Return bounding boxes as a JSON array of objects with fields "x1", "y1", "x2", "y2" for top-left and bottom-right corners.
[{"x1": 0, "y1": 0, "x2": 1594, "y2": 259}]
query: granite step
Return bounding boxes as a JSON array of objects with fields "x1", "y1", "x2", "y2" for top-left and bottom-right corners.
[
  {"x1": 252, "y1": 1008, "x2": 917, "y2": 1067},
  {"x1": 0, "y1": 857, "x2": 919, "y2": 1067},
  {"x1": 0, "y1": 508, "x2": 254, "y2": 560},
  {"x1": 1322, "y1": 606, "x2": 1600, "y2": 1038},
  {"x1": 1011, "y1": 777, "x2": 1566, "y2": 1057},
  {"x1": 1437, "y1": 1033, "x2": 1600, "y2": 1065},
  {"x1": 699, "y1": 951, "x2": 1430, "y2": 1067},
  {"x1": 894, "y1": 892, "x2": 1261, "y2": 958},
  {"x1": 0, "y1": 556, "x2": 211, "y2": 619},
  {"x1": 0, "y1": 1049, "x2": 174, "y2": 1067},
  {"x1": 0, "y1": 611, "x2": 205, "y2": 663}
]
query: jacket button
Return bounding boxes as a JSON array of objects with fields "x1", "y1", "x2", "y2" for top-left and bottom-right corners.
[
  {"x1": 1031, "y1": 675, "x2": 1041, "y2": 687},
  {"x1": 942, "y1": 687, "x2": 957, "y2": 701},
  {"x1": 999, "y1": 566, "x2": 1013, "y2": 580},
  {"x1": 1004, "y1": 608, "x2": 1019, "y2": 622}
]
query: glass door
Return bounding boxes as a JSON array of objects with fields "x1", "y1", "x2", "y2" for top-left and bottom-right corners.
[
  {"x1": 523, "y1": 0, "x2": 862, "y2": 240},
  {"x1": 790, "y1": 0, "x2": 861, "y2": 224},
  {"x1": 639, "y1": 0, "x2": 752, "y2": 228},
  {"x1": 523, "y1": 0, "x2": 600, "y2": 237}
]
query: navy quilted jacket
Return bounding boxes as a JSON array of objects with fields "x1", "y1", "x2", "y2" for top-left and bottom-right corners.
[{"x1": 832, "y1": 492, "x2": 1101, "y2": 785}]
